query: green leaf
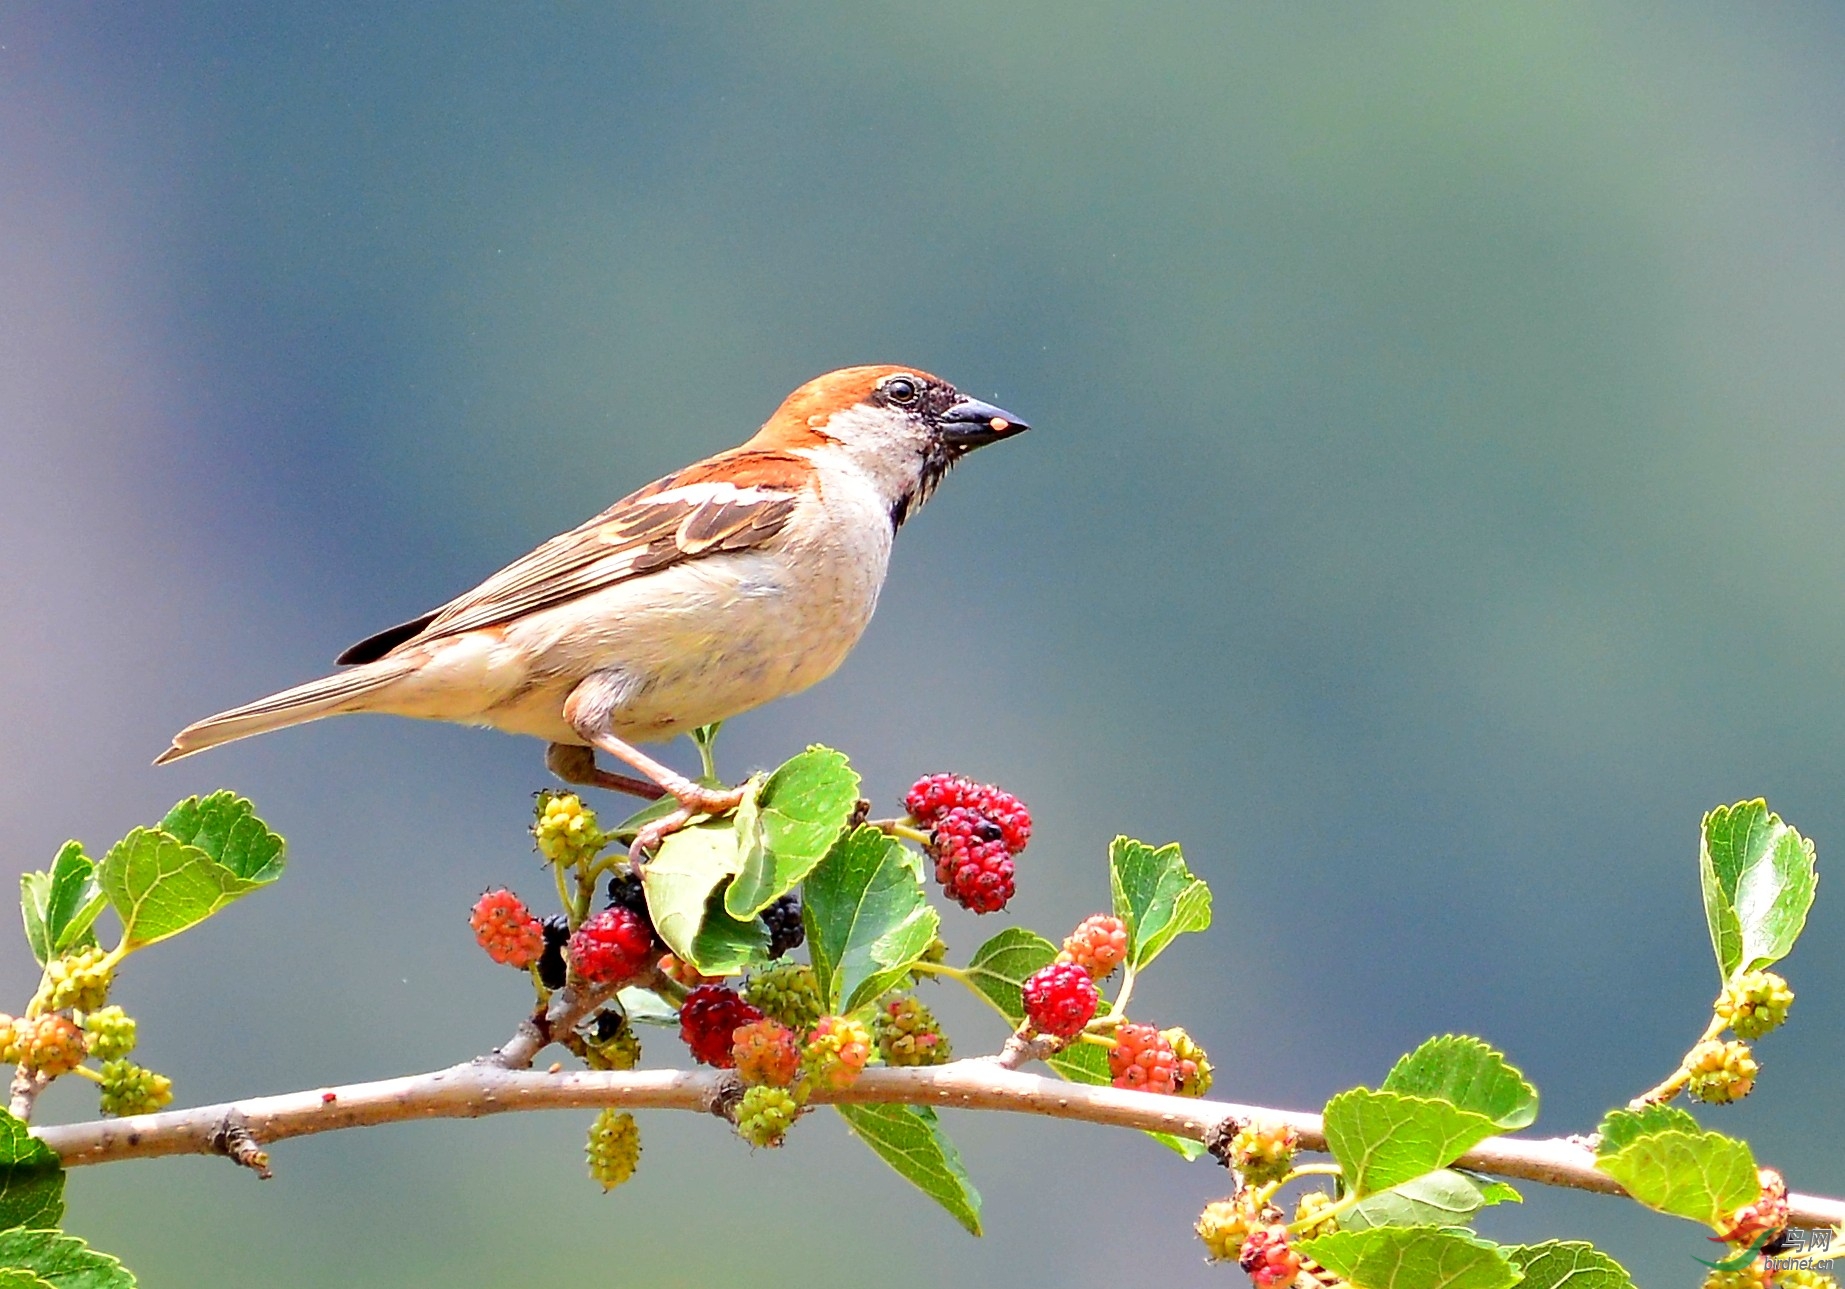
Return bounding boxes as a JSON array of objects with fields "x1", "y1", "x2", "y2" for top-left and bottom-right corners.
[
  {"x1": 1321, "y1": 1088, "x2": 1500, "y2": 1197},
  {"x1": 725, "y1": 747, "x2": 860, "y2": 919},
  {"x1": 1596, "y1": 1126, "x2": 1758, "y2": 1225},
  {"x1": 803, "y1": 827, "x2": 939, "y2": 1014},
  {"x1": 688, "y1": 892, "x2": 771, "y2": 975},
  {"x1": 0, "y1": 1113, "x2": 62, "y2": 1233},
  {"x1": 1468, "y1": 1175, "x2": 1523, "y2": 1206},
  {"x1": 964, "y1": 928, "x2": 1059, "y2": 1020},
  {"x1": 1343, "y1": 1168, "x2": 1518, "y2": 1231},
  {"x1": 97, "y1": 824, "x2": 281, "y2": 950},
  {"x1": 158, "y1": 793, "x2": 285, "y2": 884},
  {"x1": 1700, "y1": 799, "x2": 1817, "y2": 979},
  {"x1": 835, "y1": 1104, "x2": 982, "y2": 1235},
  {"x1": 1506, "y1": 1241, "x2": 1635, "y2": 1289},
  {"x1": 1299, "y1": 1227, "x2": 1519, "y2": 1289},
  {"x1": 1594, "y1": 1104, "x2": 1701, "y2": 1157},
  {"x1": 0, "y1": 1268, "x2": 58, "y2": 1288},
  {"x1": 1108, "y1": 837, "x2": 1211, "y2": 970},
  {"x1": 641, "y1": 818, "x2": 747, "y2": 967},
  {"x1": 20, "y1": 845, "x2": 105, "y2": 966},
  {"x1": 1382, "y1": 1035, "x2": 1539, "y2": 1130},
  {"x1": 0, "y1": 1229, "x2": 135, "y2": 1288}
]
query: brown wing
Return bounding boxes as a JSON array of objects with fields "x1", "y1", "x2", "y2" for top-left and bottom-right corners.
[{"x1": 338, "y1": 449, "x2": 806, "y2": 662}]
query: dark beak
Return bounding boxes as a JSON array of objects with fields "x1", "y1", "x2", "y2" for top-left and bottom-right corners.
[{"x1": 938, "y1": 396, "x2": 1030, "y2": 451}]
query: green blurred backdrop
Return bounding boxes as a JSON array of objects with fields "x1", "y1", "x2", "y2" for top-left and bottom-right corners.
[{"x1": 4, "y1": 3, "x2": 1844, "y2": 1284}]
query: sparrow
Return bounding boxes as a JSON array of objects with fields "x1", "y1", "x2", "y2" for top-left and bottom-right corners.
[{"x1": 158, "y1": 365, "x2": 1030, "y2": 857}]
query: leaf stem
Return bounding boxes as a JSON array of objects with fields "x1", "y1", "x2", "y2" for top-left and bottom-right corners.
[{"x1": 1631, "y1": 1011, "x2": 1729, "y2": 1107}]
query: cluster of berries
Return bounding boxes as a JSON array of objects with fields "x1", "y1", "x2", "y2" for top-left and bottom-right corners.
[
  {"x1": 1195, "y1": 1124, "x2": 1322, "y2": 1286},
  {"x1": 1016, "y1": 914, "x2": 1212, "y2": 1096},
  {"x1": 905, "y1": 774, "x2": 1032, "y2": 914},
  {"x1": 674, "y1": 963, "x2": 951, "y2": 1149},
  {"x1": 1683, "y1": 970, "x2": 1794, "y2": 1107},
  {"x1": 0, "y1": 952, "x2": 173, "y2": 1119}
]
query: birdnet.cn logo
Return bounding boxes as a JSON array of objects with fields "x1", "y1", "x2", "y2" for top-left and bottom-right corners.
[{"x1": 1696, "y1": 1227, "x2": 1835, "y2": 1273}]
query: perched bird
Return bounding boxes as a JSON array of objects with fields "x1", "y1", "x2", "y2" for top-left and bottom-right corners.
[{"x1": 158, "y1": 365, "x2": 1029, "y2": 856}]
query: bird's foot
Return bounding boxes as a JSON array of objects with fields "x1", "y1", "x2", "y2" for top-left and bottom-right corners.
[{"x1": 626, "y1": 783, "x2": 749, "y2": 873}]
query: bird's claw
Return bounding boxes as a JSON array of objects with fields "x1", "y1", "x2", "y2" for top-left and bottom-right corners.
[{"x1": 624, "y1": 785, "x2": 749, "y2": 874}]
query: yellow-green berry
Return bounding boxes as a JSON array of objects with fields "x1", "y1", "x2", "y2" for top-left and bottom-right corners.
[
  {"x1": 1294, "y1": 1189, "x2": 1340, "y2": 1238},
  {"x1": 582, "y1": 1015, "x2": 643, "y2": 1072},
  {"x1": 98, "y1": 1060, "x2": 173, "y2": 1117},
  {"x1": 743, "y1": 960, "x2": 824, "y2": 1031},
  {"x1": 801, "y1": 1015, "x2": 872, "y2": 1092},
  {"x1": 45, "y1": 946, "x2": 112, "y2": 1013},
  {"x1": 0, "y1": 1015, "x2": 22, "y2": 1065},
  {"x1": 1228, "y1": 1120, "x2": 1299, "y2": 1187},
  {"x1": 1163, "y1": 1026, "x2": 1214, "y2": 1097},
  {"x1": 736, "y1": 1084, "x2": 802, "y2": 1148},
  {"x1": 1687, "y1": 1039, "x2": 1759, "y2": 1104},
  {"x1": 1701, "y1": 1259, "x2": 1768, "y2": 1289},
  {"x1": 535, "y1": 792, "x2": 604, "y2": 864},
  {"x1": 24, "y1": 1014, "x2": 85, "y2": 1077},
  {"x1": 875, "y1": 996, "x2": 951, "y2": 1067},
  {"x1": 1776, "y1": 1270, "x2": 1841, "y2": 1289},
  {"x1": 83, "y1": 1006, "x2": 138, "y2": 1062},
  {"x1": 1717, "y1": 971, "x2": 1794, "y2": 1040},
  {"x1": 585, "y1": 1108, "x2": 641, "y2": 1190},
  {"x1": 1196, "y1": 1194, "x2": 1270, "y2": 1262}
]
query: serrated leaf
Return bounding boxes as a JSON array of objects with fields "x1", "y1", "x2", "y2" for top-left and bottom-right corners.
[
  {"x1": 1108, "y1": 837, "x2": 1211, "y2": 969},
  {"x1": 641, "y1": 819, "x2": 746, "y2": 966},
  {"x1": 688, "y1": 892, "x2": 771, "y2": 975},
  {"x1": 1300, "y1": 1227, "x2": 1519, "y2": 1289},
  {"x1": 1321, "y1": 1088, "x2": 1500, "y2": 1197},
  {"x1": 1595, "y1": 1104, "x2": 1701, "y2": 1157},
  {"x1": 835, "y1": 1104, "x2": 981, "y2": 1235},
  {"x1": 803, "y1": 827, "x2": 939, "y2": 1014},
  {"x1": 0, "y1": 1268, "x2": 57, "y2": 1288},
  {"x1": 20, "y1": 845, "x2": 105, "y2": 967},
  {"x1": 964, "y1": 928, "x2": 1059, "y2": 1020},
  {"x1": 1596, "y1": 1127, "x2": 1757, "y2": 1225},
  {"x1": 724, "y1": 748, "x2": 860, "y2": 919},
  {"x1": 97, "y1": 825, "x2": 280, "y2": 949},
  {"x1": 0, "y1": 1229, "x2": 135, "y2": 1288},
  {"x1": 1343, "y1": 1168, "x2": 1516, "y2": 1231},
  {"x1": 1700, "y1": 800, "x2": 1817, "y2": 979},
  {"x1": 0, "y1": 1113, "x2": 62, "y2": 1233},
  {"x1": 159, "y1": 793, "x2": 285, "y2": 884},
  {"x1": 1506, "y1": 1240, "x2": 1635, "y2": 1289},
  {"x1": 1383, "y1": 1035, "x2": 1538, "y2": 1130}
]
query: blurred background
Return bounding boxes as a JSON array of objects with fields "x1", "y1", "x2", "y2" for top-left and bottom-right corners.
[{"x1": 4, "y1": 3, "x2": 1844, "y2": 1284}]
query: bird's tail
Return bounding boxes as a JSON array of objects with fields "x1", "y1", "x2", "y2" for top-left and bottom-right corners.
[{"x1": 154, "y1": 661, "x2": 414, "y2": 765}]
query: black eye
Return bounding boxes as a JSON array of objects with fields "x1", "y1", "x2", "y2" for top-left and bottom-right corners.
[{"x1": 884, "y1": 377, "x2": 918, "y2": 404}]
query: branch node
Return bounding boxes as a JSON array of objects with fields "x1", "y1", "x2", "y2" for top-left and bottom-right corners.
[
  {"x1": 992, "y1": 1029, "x2": 1061, "y2": 1071},
  {"x1": 705, "y1": 1073, "x2": 745, "y2": 1122},
  {"x1": 209, "y1": 1112, "x2": 273, "y2": 1180},
  {"x1": 1204, "y1": 1114, "x2": 1247, "y2": 1168}
]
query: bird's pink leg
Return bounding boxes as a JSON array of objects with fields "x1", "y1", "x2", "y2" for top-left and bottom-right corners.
[
  {"x1": 544, "y1": 743, "x2": 666, "y2": 801},
  {"x1": 563, "y1": 675, "x2": 748, "y2": 868}
]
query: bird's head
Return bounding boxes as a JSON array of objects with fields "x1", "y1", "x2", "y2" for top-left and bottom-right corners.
[{"x1": 750, "y1": 365, "x2": 1030, "y2": 527}]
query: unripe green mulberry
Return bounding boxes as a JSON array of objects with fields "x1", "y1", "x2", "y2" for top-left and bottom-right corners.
[
  {"x1": 585, "y1": 1109, "x2": 641, "y2": 1190},
  {"x1": 582, "y1": 1016, "x2": 642, "y2": 1072},
  {"x1": 736, "y1": 1084, "x2": 801, "y2": 1148},
  {"x1": 1686, "y1": 1039, "x2": 1759, "y2": 1104},
  {"x1": 535, "y1": 792, "x2": 605, "y2": 865},
  {"x1": 801, "y1": 1015, "x2": 872, "y2": 1092},
  {"x1": 24, "y1": 1014, "x2": 85, "y2": 1077},
  {"x1": 743, "y1": 960, "x2": 823, "y2": 1031},
  {"x1": 1163, "y1": 1026, "x2": 1213, "y2": 1097},
  {"x1": 45, "y1": 946, "x2": 112, "y2": 1013},
  {"x1": 1195, "y1": 1194, "x2": 1271, "y2": 1262},
  {"x1": 1717, "y1": 971, "x2": 1794, "y2": 1040},
  {"x1": 875, "y1": 996, "x2": 951, "y2": 1067},
  {"x1": 0, "y1": 1015, "x2": 22, "y2": 1065},
  {"x1": 1228, "y1": 1120, "x2": 1299, "y2": 1187},
  {"x1": 1293, "y1": 1189, "x2": 1340, "y2": 1238},
  {"x1": 98, "y1": 1060, "x2": 173, "y2": 1117},
  {"x1": 1775, "y1": 1270, "x2": 1840, "y2": 1289},
  {"x1": 1701, "y1": 1260, "x2": 1768, "y2": 1289},
  {"x1": 82, "y1": 1006, "x2": 137, "y2": 1061}
]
